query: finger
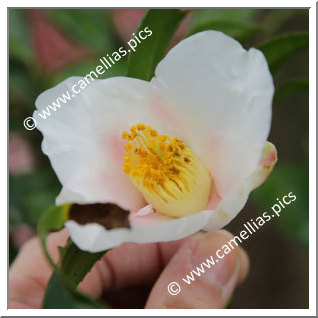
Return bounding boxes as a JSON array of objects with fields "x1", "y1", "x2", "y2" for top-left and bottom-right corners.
[
  {"x1": 8, "y1": 228, "x2": 189, "y2": 308},
  {"x1": 145, "y1": 230, "x2": 249, "y2": 308},
  {"x1": 9, "y1": 229, "x2": 69, "y2": 309},
  {"x1": 80, "y1": 236, "x2": 189, "y2": 293}
]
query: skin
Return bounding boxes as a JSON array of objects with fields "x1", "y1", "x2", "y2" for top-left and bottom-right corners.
[{"x1": 9, "y1": 229, "x2": 249, "y2": 309}]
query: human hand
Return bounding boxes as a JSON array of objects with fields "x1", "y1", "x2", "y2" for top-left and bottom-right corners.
[{"x1": 9, "y1": 229, "x2": 249, "y2": 309}]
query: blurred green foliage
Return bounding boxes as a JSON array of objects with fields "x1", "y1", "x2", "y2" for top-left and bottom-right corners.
[
  {"x1": 10, "y1": 171, "x2": 61, "y2": 227},
  {"x1": 9, "y1": 8, "x2": 309, "y2": 269},
  {"x1": 9, "y1": 10, "x2": 34, "y2": 65},
  {"x1": 257, "y1": 32, "x2": 309, "y2": 73},
  {"x1": 49, "y1": 9, "x2": 116, "y2": 53},
  {"x1": 252, "y1": 163, "x2": 309, "y2": 247},
  {"x1": 188, "y1": 9, "x2": 261, "y2": 41}
]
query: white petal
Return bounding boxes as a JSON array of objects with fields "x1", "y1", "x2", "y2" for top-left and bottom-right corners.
[
  {"x1": 34, "y1": 76, "x2": 167, "y2": 211},
  {"x1": 152, "y1": 30, "x2": 274, "y2": 197}
]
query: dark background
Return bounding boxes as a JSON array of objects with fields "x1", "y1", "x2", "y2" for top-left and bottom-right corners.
[{"x1": 9, "y1": 9, "x2": 309, "y2": 309}]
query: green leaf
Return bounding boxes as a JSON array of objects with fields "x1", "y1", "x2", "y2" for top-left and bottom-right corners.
[
  {"x1": 188, "y1": 20, "x2": 261, "y2": 43},
  {"x1": 274, "y1": 77, "x2": 309, "y2": 101},
  {"x1": 37, "y1": 204, "x2": 69, "y2": 268},
  {"x1": 127, "y1": 9, "x2": 187, "y2": 81},
  {"x1": 59, "y1": 240, "x2": 105, "y2": 288},
  {"x1": 38, "y1": 204, "x2": 108, "y2": 308},
  {"x1": 252, "y1": 163, "x2": 309, "y2": 247},
  {"x1": 257, "y1": 32, "x2": 309, "y2": 73},
  {"x1": 43, "y1": 274, "x2": 106, "y2": 308},
  {"x1": 38, "y1": 204, "x2": 107, "y2": 279}
]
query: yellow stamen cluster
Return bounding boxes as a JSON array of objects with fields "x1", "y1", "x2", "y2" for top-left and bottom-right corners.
[{"x1": 122, "y1": 124, "x2": 212, "y2": 218}]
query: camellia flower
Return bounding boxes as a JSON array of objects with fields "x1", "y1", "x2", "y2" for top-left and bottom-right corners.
[{"x1": 35, "y1": 31, "x2": 277, "y2": 252}]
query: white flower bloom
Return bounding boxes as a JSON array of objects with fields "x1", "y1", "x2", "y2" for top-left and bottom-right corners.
[{"x1": 35, "y1": 31, "x2": 277, "y2": 252}]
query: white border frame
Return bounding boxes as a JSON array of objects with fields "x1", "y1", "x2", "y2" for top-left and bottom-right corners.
[{"x1": 3, "y1": 1, "x2": 316, "y2": 316}]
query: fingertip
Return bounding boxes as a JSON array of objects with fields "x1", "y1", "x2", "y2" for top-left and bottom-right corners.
[{"x1": 146, "y1": 230, "x2": 248, "y2": 308}]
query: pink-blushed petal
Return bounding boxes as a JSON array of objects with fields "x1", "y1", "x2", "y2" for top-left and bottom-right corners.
[
  {"x1": 152, "y1": 30, "x2": 274, "y2": 198},
  {"x1": 246, "y1": 141, "x2": 278, "y2": 190},
  {"x1": 34, "y1": 76, "x2": 170, "y2": 211},
  {"x1": 204, "y1": 141, "x2": 277, "y2": 230},
  {"x1": 129, "y1": 204, "x2": 173, "y2": 227},
  {"x1": 65, "y1": 141, "x2": 276, "y2": 252}
]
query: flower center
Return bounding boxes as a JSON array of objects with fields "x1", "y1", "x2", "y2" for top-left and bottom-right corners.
[{"x1": 122, "y1": 124, "x2": 212, "y2": 218}]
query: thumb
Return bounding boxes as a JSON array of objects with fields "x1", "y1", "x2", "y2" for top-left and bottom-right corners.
[{"x1": 146, "y1": 230, "x2": 249, "y2": 309}]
